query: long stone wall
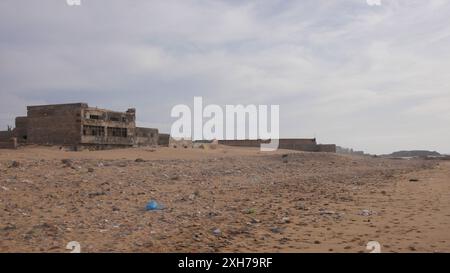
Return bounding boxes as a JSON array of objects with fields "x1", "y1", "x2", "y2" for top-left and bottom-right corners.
[{"x1": 218, "y1": 139, "x2": 336, "y2": 153}]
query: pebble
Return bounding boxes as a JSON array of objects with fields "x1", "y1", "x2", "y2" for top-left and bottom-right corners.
[{"x1": 10, "y1": 161, "x2": 20, "y2": 168}]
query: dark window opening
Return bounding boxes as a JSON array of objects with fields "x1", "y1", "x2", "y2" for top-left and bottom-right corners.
[
  {"x1": 89, "y1": 115, "x2": 101, "y2": 120},
  {"x1": 107, "y1": 127, "x2": 127, "y2": 137},
  {"x1": 83, "y1": 125, "x2": 105, "y2": 136}
]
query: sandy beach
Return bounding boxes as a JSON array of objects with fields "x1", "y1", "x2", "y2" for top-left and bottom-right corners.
[{"x1": 1, "y1": 146, "x2": 449, "y2": 253}]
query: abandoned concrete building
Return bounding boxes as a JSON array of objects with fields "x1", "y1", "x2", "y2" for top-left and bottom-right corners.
[{"x1": 0, "y1": 103, "x2": 168, "y2": 149}]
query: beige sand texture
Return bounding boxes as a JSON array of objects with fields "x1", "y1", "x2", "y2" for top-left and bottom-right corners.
[{"x1": 0, "y1": 146, "x2": 449, "y2": 253}]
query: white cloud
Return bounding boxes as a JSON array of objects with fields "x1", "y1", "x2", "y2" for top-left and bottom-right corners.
[{"x1": 0, "y1": 0, "x2": 449, "y2": 154}]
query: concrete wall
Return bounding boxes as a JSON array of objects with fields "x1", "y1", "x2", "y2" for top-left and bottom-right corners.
[
  {"x1": 218, "y1": 139, "x2": 264, "y2": 147},
  {"x1": 26, "y1": 103, "x2": 84, "y2": 145},
  {"x1": 169, "y1": 138, "x2": 193, "y2": 148},
  {"x1": 0, "y1": 137, "x2": 17, "y2": 149},
  {"x1": 13, "y1": 116, "x2": 28, "y2": 143},
  {"x1": 135, "y1": 127, "x2": 159, "y2": 146},
  {"x1": 0, "y1": 130, "x2": 13, "y2": 139},
  {"x1": 158, "y1": 133, "x2": 170, "y2": 146},
  {"x1": 317, "y1": 144, "x2": 337, "y2": 153},
  {"x1": 218, "y1": 138, "x2": 336, "y2": 153},
  {"x1": 278, "y1": 138, "x2": 317, "y2": 151}
]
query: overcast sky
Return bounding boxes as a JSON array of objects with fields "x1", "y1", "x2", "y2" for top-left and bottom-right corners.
[{"x1": 1, "y1": 0, "x2": 449, "y2": 154}]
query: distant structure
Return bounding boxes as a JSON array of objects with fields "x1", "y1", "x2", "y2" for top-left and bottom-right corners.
[
  {"x1": 0, "y1": 102, "x2": 336, "y2": 153},
  {"x1": 0, "y1": 103, "x2": 169, "y2": 149},
  {"x1": 336, "y1": 146, "x2": 367, "y2": 156},
  {"x1": 218, "y1": 139, "x2": 336, "y2": 153}
]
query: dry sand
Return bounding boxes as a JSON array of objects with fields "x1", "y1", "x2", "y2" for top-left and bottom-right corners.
[{"x1": 0, "y1": 145, "x2": 449, "y2": 253}]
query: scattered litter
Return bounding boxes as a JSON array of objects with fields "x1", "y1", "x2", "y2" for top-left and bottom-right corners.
[
  {"x1": 244, "y1": 208, "x2": 256, "y2": 214},
  {"x1": 146, "y1": 200, "x2": 164, "y2": 211},
  {"x1": 359, "y1": 209, "x2": 375, "y2": 216},
  {"x1": 212, "y1": 228, "x2": 221, "y2": 236}
]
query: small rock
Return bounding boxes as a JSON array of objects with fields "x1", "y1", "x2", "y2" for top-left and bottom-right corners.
[
  {"x1": 2, "y1": 223, "x2": 16, "y2": 231},
  {"x1": 409, "y1": 178, "x2": 419, "y2": 182},
  {"x1": 88, "y1": 192, "x2": 106, "y2": 198},
  {"x1": 270, "y1": 227, "x2": 283, "y2": 234},
  {"x1": 10, "y1": 161, "x2": 20, "y2": 168},
  {"x1": 319, "y1": 209, "x2": 336, "y2": 215},
  {"x1": 188, "y1": 194, "x2": 196, "y2": 200},
  {"x1": 244, "y1": 208, "x2": 256, "y2": 214},
  {"x1": 359, "y1": 209, "x2": 375, "y2": 216},
  {"x1": 135, "y1": 158, "x2": 146, "y2": 163},
  {"x1": 296, "y1": 203, "x2": 308, "y2": 211},
  {"x1": 61, "y1": 159, "x2": 72, "y2": 167},
  {"x1": 87, "y1": 167, "x2": 95, "y2": 173}
]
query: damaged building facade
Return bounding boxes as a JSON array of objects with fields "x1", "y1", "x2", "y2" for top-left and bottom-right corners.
[{"x1": 0, "y1": 103, "x2": 167, "y2": 149}]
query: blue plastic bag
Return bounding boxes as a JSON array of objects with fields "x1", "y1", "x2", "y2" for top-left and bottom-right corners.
[{"x1": 146, "y1": 200, "x2": 164, "y2": 211}]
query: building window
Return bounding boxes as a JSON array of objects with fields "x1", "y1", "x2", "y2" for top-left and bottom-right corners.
[
  {"x1": 83, "y1": 125, "x2": 105, "y2": 136},
  {"x1": 107, "y1": 127, "x2": 127, "y2": 137},
  {"x1": 89, "y1": 114, "x2": 101, "y2": 120}
]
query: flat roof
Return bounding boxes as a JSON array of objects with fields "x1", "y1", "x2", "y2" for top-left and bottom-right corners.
[{"x1": 27, "y1": 102, "x2": 88, "y2": 109}]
